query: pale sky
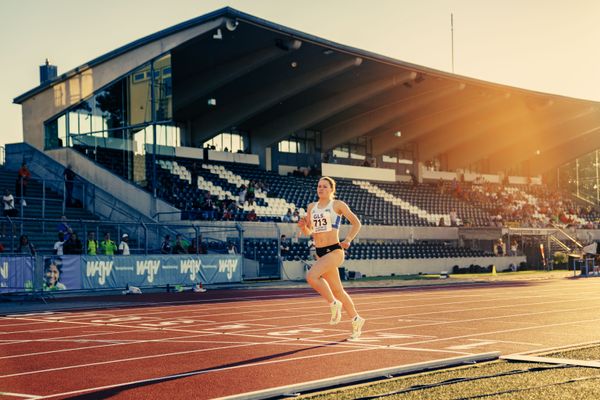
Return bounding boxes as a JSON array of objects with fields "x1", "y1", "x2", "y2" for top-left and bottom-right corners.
[{"x1": 1, "y1": 0, "x2": 599, "y2": 149}]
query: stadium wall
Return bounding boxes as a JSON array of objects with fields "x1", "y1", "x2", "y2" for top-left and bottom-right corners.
[{"x1": 281, "y1": 256, "x2": 526, "y2": 281}]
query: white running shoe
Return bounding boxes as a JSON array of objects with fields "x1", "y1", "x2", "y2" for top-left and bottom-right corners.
[
  {"x1": 329, "y1": 300, "x2": 343, "y2": 325},
  {"x1": 349, "y1": 316, "x2": 365, "y2": 340}
]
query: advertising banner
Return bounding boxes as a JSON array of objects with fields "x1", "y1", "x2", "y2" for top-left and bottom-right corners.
[
  {"x1": 42, "y1": 256, "x2": 83, "y2": 291},
  {"x1": 83, "y1": 254, "x2": 242, "y2": 289},
  {"x1": 0, "y1": 256, "x2": 34, "y2": 293}
]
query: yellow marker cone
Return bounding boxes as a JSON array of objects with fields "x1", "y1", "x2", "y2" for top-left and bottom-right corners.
[{"x1": 491, "y1": 265, "x2": 497, "y2": 276}]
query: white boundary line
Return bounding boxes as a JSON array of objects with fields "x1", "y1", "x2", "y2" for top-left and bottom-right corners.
[
  {"x1": 32, "y1": 351, "x2": 500, "y2": 400},
  {"x1": 214, "y1": 352, "x2": 501, "y2": 400},
  {"x1": 33, "y1": 345, "x2": 381, "y2": 399},
  {"x1": 0, "y1": 392, "x2": 42, "y2": 399},
  {"x1": 501, "y1": 354, "x2": 600, "y2": 368}
]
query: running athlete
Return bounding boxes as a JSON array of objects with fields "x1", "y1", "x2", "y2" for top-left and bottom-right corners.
[{"x1": 297, "y1": 176, "x2": 365, "y2": 340}]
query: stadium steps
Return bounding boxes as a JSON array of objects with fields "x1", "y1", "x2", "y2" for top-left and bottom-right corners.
[{"x1": 0, "y1": 167, "x2": 119, "y2": 253}]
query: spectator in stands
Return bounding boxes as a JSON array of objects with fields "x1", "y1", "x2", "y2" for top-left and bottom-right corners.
[
  {"x1": 0, "y1": 242, "x2": 4, "y2": 253},
  {"x1": 190, "y1": 162, "x2": 199, "y2": 189},
  {"x1": 222, "y1": 201, "x2": 236, "y2": 221},
  {"x1": 510, "y1": 239, "x2": 518, "y2": 256},
  {"x1": 3, "y1": 189, "x2": 16, "y2": 218},
  {"x1": 118, "y1": 234, "x2": 130, "y2": 255},
  {"x1": 87, "y1": 232, "x2": 99, "y2": 256},
  {"x1": 63, "y1": 165, "x2": 76, "y2": 207},
  {"x1": 53, "y1": 232, "x2": 65, "y2": 256},
  {"x1": 161, "y1": 234, "x2": 172, "y2": 254},
  {"x1": 282, "y1": 208, "x2": 293, "y2": 223},
  {"x1": 188, "y1": 234, "x2": 207, "y2": 254},
  {"x1": 100, "y1": 232, "x2": 117, "y2": 255},
  {"x1": 63, "y1": 232, "x2": 83, "y2": 255},
  {"x1": 297, "y1": 176, "x2": 364, "y2": 340},
  {"x1": 16, "y1": 162, "x2": 31, "y2": 206},
  {"x1": 17, "y1": 235, "x2": 35, "y2": 255},
  {"x1": 43, "y1": 257, "x2": 66, "y2": 291},
  {"x1": 238, "y1": 185, "x2": 247, "y2": 206},
  {"x1": 410, "y1": 172, "x2": 418, "y2": 188},
  {"x1": 227, "y1": 242, "x2": 237, "y2": 254},
  {"x1": 246, "y1": 181, "x2": 256, "y2": 206},
  {"x1": 201, "y1": 194, "x2": 216, "y2": 220},
  {"x1": 494, "y1": 239, "x2": 505, "y2": 256},
  {"x1": 280, "y1": 234, "x2": 290, "y2": 260},
  {"x1": 57, "y1": 216, "x2": 73, "y2": 242},
  {"x1": 438, "y1": 217, "x2": 446, "y2": 227},
  {"x1": 2, "y1": 189, "x2": 17, "y2": 237},
  {"x1": 449, "y1": 210, "x2": 458, "y2": 227},
  {"x1": 291, "y1": 209, "x2": 300, "y2": 223},
  {"x1": 173, "y1": 234, "x2": 189, "y2": 254},
  {"x1": 246, "y1": 209, "x2": 257, "y2": 221}
]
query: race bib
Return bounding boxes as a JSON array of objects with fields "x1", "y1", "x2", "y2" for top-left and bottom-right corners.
[{"x1": 312, "y1": 210, "x2": 333, "y2": 233}]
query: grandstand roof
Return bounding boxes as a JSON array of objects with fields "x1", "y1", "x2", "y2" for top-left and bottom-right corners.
[{"x1": 14, "y1": 7, "x2": 600, "y2": 175}]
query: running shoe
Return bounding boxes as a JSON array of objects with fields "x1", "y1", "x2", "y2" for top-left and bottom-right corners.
[
  {"x1": 329, "y1": 299, "x2": 343, "y2": 325},
  {"x1": 349, "y1": 316, "x2": 365, "y2": 340}
]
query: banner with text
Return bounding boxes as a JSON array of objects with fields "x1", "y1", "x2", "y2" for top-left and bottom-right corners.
[
  {"x1": 0, "y1": 256, "x2": 34, "y2": 293},
  {"x1": 83, "y1": 255, "x2": 242, "y2": 289}
]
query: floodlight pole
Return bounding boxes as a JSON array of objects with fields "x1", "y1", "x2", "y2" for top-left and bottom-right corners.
[{"x1": 451, "y1": 13, "x2": 455, "y2": 74}]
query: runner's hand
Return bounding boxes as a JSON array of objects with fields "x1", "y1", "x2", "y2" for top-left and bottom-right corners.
[{"x1": 298, "y1": 216, "x2": 308, "y2": 229}]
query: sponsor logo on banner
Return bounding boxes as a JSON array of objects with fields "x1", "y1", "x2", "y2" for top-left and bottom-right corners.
[
  {"x1": 86, "y1": 261, "x2": 114, "y2": 285},
  {"x1": 180, "y1": 259, "x2": 201, "y2": 281},
  {"x1": 136, "y1": 260, "x2": 160, "y2": 283},
  {"x1": 218, "y1": 259, "x2": 238, "y2": 280},
  {"x1": 0, "y1": 262, "x2": 8, "y2": 280}
]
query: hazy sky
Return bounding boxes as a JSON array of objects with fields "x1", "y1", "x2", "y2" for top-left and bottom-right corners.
[{"x1": 1, "y1": 0, "x2": 599, "y2": 149}]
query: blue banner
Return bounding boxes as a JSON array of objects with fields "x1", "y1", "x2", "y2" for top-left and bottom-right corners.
[
  {"x1": 42, "y1": 256, "x2": 83, "y2": 291},
  {"x1": 0, "y1": 256, "x2": 34, "y2": 293},
  {"x1": 82, "y1": 255, "x2": 242, "y2": 289}
]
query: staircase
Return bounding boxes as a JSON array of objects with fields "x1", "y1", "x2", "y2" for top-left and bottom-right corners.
[{"x1": 0, "y1": 167, "x2": 102, "y2": 253}]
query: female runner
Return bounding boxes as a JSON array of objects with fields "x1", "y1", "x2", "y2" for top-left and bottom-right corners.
[{"x1": 298, "y1": 176, "x2": 364, "y2": 339}]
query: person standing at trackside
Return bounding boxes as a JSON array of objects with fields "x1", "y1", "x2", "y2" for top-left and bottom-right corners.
[
  {"x1": 118, "y1": 234, "x2": 130, "y2": 255},
  {"x1": 17, "y1": 234, "x2": 35, "y2": 255},
  {"x1": 297, "y1": 176, "x2": 365, "y2": 340},
  {"x1": 87, "y1": 232, "x2": 99, "y2": 255},
  {"x1": 161, "y1": 234, "x2": 172, "y2": 254},
  {"x1": 100, "y1": 232, "x2": 117, "y2": 255}
]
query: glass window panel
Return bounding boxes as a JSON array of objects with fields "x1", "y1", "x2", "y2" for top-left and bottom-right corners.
[
  {"x1": 153, "y1": 54, "x2": 172, "y2": 121},
  {"x1": 129, "y1": 64, "x2": 152, "y2": 125}
]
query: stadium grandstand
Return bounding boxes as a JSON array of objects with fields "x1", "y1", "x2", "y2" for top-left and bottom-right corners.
[{"x1": 3, "y1": 6, "x2": 600, "y2": 293}]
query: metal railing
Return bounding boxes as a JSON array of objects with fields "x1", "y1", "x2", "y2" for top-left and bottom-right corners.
[{"x1": 1, "y1": 215, "x2": 243, "y2": 256}]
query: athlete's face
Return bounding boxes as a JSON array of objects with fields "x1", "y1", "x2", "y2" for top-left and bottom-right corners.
[
  {"x1": 45, "y1": 264, "x2": 60, "y2": 285},
  {"x1": 317, "y1": 179, "x2": 333, "y2": 199}
]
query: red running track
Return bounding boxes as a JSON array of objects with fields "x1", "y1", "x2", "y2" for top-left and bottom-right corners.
[{"x1": 1, "y1": 277, "x2": 600, "y2": 399}]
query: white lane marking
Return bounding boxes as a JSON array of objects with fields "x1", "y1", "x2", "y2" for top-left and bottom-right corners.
[
  {"x1": 0, "y1": 337, "x2": 373, "y2": 379},
  {"x1": 447, "y1": 340, "x2": 498, "y2": 350},
  {"x1": 268, "y1": 328, "x2": 324, "y2": 336},
  {"x1": 0, "y1": 391, "x2": 42, "y2": 399},
  {"x1": 33, "y1": 346, "x2": 377, "y2": 399}
]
